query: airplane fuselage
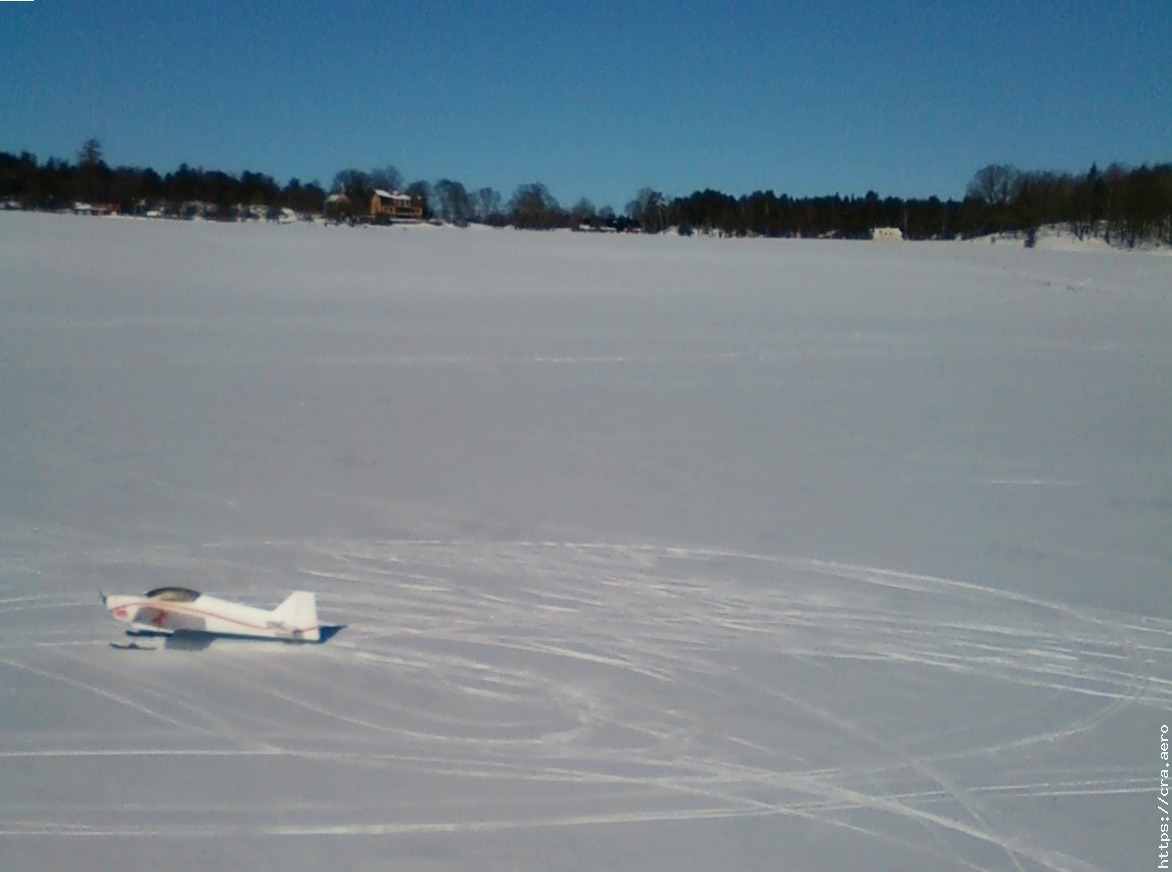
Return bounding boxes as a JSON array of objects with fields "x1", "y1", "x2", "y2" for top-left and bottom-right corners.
[{"x1": 102, "y1": 587, "x2": 323, "y2": 642}]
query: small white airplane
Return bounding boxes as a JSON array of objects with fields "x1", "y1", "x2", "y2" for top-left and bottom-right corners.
[{"x1": 101, "y1": 587, "x2": 342, "y2": 646}]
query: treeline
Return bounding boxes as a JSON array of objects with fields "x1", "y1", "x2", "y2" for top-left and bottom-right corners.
[
  {"x1": 0, "y1": 141, "x2": 330, "y2": 219},
  {"x1": 625, "y1": 162, "x2": 1172, "y2": 245},
  {"x1": 2, "y1": 139, "x2": 1169, "y2": 245}
]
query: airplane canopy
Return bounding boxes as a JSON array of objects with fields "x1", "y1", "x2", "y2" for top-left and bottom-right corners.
[{"x1": 144, "y1": 586, "x2": 201, "y2": 602}]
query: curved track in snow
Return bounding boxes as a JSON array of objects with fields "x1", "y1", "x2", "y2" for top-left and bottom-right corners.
[{"x1": 2, "y1": 537, "x2": 1167, "y2": 872}]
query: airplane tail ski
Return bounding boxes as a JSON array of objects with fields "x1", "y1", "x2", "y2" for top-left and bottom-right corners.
[{"x1": 269, "y1": 591, "x2": 320, "y2": 641}]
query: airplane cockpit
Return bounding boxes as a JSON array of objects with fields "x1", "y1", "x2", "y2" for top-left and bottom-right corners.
[{"x1": 144, "y1": 587, "x2": 201, "y2": 602}]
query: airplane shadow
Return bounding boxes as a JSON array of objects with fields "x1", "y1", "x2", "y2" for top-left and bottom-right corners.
[{"x1": 166, "y1": 625, "x2": 348, "y2": 650}]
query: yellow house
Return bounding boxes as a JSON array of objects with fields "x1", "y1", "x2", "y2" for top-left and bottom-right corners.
[{"x1": 371, "y1": 189, "x2": 423, "y2": 222}]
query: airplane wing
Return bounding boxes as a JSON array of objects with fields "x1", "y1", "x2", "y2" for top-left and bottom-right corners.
[
  {"x1": 127, "y1": 620, "x2": 174, "y2": 636},
  {"x1": 135, "y1": 606, "x2": 171, "y2": 628}
]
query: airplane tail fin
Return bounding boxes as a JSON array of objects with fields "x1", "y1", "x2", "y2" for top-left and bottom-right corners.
[{"x1": 269, "y1": 591, "x2": 320, "y2": 642}]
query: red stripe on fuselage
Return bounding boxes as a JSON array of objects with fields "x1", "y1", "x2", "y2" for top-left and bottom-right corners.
[{"x1": 109, "y1": 599, "x2": 320, "y2": 634}]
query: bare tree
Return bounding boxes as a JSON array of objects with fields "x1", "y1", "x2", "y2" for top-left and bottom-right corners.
[
  {"x1": 331, "y1": 169, "x2": 372, "y2": 219},
  {"x1": 570, "y1": 198, "x2": 597, "y2": 227},
  {"x1": 626, "y1": 187, "x2": 667, "y2": 233},
  {"x1": 965, "y1": 164, "x2": 1021, "y2": 206},
  {"x1": 332, "y1": 169, "x2": 370, "y2": 197},
  {"x1": 369, "y1": 165, "x2": 403, "y2": 193},
  {"x1": 435, "y1": 178, "x2": 471, "y2": 225},
  {"x1": 508, "y1": 182, "x2": 563, "y2": 229},
  {"x1": 406, "y1": 180, "x2": 434, "y2": 219},
  {"x1": 474, "y1": 187, "x2": 503, "y2": 223}
]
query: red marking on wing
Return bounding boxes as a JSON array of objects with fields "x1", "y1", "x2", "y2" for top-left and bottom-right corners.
[{"x1": 135, "y1": 607, "x2": 168, "y2": 628}]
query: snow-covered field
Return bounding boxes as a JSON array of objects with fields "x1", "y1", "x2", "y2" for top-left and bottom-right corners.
[{"x1": 1, "y1": 212, "x2": 1169, "y2": 871}]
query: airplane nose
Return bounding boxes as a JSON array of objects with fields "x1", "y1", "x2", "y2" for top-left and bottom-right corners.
[{"x1": 105, "y1": 596, "x2": 135, "y2": 623}]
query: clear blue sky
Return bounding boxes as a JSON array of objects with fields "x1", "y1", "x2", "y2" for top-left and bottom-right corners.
[{"x1": 2, "y1": 0, "x2": 1169, "y2": 210}]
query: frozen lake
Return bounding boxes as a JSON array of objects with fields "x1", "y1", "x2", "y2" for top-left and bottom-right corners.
[{"x1": 1, "y1": 212, "x2": 1169, "y2": 871}]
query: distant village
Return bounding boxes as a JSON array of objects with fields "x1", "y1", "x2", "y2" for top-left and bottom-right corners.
[
  {"x1": 51, "y1": 188, "x2": 431, "y2": 226},
  {"x1": 10, "y1": 188, "x2": 663, "y2": 235}
]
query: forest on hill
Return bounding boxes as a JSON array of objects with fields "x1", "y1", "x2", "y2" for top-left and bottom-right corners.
[{"x1": 2, "y1": 140, "x2": 1169, "y2": 245}]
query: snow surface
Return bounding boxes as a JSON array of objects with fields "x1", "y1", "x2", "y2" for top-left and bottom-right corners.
[{"x1": 1, "y1": 212, "x2": 1170, "y2": 871}]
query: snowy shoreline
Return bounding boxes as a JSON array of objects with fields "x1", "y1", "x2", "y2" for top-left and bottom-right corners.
[{"x1": 7, "y1": 207, "x2": 1169, "y2": 254}]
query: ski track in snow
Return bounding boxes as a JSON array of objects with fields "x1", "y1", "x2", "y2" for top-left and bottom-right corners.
[{"x1": 1, "y1": 537, "x2": 1167, "y2": 872}]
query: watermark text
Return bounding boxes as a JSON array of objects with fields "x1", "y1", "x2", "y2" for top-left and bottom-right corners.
[{"x1": 1160, "y1": 724, "x2": 1169, "y2": 869}]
